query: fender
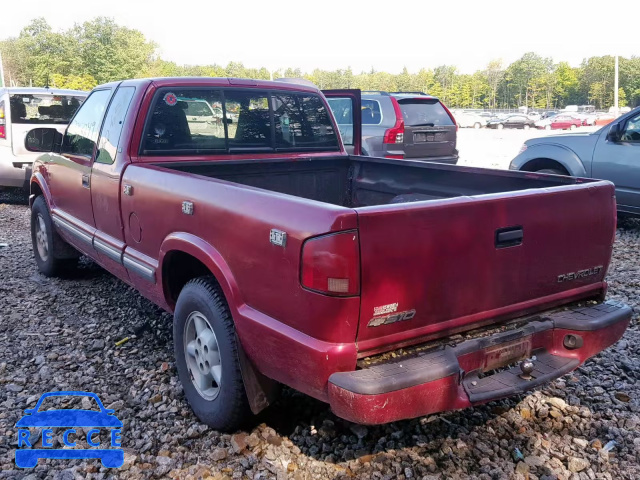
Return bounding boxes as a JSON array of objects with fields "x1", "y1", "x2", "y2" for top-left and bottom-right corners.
[
  {"x1": 29, "y1": 171, "x2": 53, "y2": 208},
  {"x1": 158, "y1": 232, "x2": 243, "y2": 316},
  {"x1": 159, "y1": 233, "x2": 279, "y2": 413},
  {"x1": 513, "y1": 143, "x2": 587, "y2": 177}
]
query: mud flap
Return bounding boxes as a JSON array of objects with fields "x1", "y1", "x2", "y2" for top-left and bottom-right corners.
[{"x1": 235, "y1": 334, "x2": 280, "y2": 414}]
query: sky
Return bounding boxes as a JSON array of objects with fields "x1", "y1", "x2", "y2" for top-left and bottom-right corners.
[{"x1": 3, "y1": 0, "x2": 635, "y2": 74}]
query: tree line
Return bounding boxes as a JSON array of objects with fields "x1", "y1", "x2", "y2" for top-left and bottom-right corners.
[{"x1": 2, "y1": 18, "x2": 639, "y2": 110}]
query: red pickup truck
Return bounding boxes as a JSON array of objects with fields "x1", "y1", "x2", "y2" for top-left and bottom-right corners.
[{"x1": 25, "y1": 78, "x2": 631, "y2": 430}]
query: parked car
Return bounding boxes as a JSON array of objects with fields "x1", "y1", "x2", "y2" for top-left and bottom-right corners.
[
  {"x1": 455, "y1": 111, "x2": 486, "y2": 129},
  {"x1": 0, "y1": 87, "x2": 87, "y2": 189},
  {"x1": 594, "y1": 113, "x2": 616, "y2": 126},
  {"x1": 547, "y1": 114, "x2": 582, "y2": 130},
  {"x1": 486, "y1": 114, "x2": 536, "y2": 130},
  {"x1": 511, "y1": 106, "x2": 640, "y2": 216},
  {"x1": 327, "y1": 91, "x2": 458, "y2": 164},
  {"x1": 540, "y1": 111, "x2": 558, "y2": 120},
  {"x1": 24, "y1": 77, "x2": 630, "y2": 430}
]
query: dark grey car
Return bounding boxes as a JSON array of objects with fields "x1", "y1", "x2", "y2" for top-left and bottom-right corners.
[
  {"x1": 510, "y1": 106, "x2": 640, "y2": 216},
  {"x1": 328, "y1": 91, "x2": 458, "y2": 164}
]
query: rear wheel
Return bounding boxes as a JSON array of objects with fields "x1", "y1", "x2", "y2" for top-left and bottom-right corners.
[
  {"x1": 31, "y1": 196, "x2": 78, "y2": 277},
  {"x1": 174, "y1": 276, "x2": 251, "y2": 431}
]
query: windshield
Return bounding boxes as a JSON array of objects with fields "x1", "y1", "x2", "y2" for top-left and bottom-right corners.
[
  {"x1": 396, "y1": 98, "x2": 454, "y2": 126},
  {"x1": 9, "y1": 94, "x2": 85, "y2": 124}
]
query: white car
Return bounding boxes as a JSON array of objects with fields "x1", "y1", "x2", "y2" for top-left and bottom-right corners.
[
  {"x1": 455, "y1": 112, "x2": 487, "y2": 129},
  {"x1": 0, "y1": 87, "x2": 87, "y2": 189}
]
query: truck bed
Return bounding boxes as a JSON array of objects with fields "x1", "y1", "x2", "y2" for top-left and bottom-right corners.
[
  {"x1": 161, "y1": 155, "x2": 583, "y2": 208},
  {"x1": 151, "y1": 156, "x2": 615, "y2": 356}
]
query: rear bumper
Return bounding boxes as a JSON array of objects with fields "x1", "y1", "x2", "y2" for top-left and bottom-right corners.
[
  {"x1": 328, "y1": 300, "x2": 631, "y2": 424},
  {"x1": 404, "y1": 155, "x2": 458, "y2": 165}
]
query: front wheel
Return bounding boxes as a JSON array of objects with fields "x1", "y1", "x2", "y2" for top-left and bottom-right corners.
[
  {"x1": 174, "y1": 277, "x2": 251, "y2": 431},
  {"x1": 474, "y1": 122, "x2": 481, "y2": 129},
  {"x1": 523, "y1": 124, "x2": 530, "y2": 130},
  {"x1": 31, "y1": 196, "x2": 78, "y2": 277},
  {"x1": 497, "y1": 124, "x2": 504, "y2": 130}
]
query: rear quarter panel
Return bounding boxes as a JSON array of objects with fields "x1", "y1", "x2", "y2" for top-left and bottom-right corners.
[{"x1": 120, "y1": 164, "x2": 360, "y2": 344}]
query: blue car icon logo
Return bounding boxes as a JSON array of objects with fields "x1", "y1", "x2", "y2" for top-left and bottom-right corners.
[{"x1": 15, "y1": 391, "x2": 123, "y2": 468}]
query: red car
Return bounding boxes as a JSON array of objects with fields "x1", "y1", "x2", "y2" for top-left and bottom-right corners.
[
  {"x1": 550, "y1": 115, "x2": 582, "y2": 130},
  {"x1": 23, "y1": 78, "x2": 630, "y2": 430}
]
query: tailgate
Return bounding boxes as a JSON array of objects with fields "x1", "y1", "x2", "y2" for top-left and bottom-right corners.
[{"x1": 355, "y1": 181, "x2": 616, "y2": 354}]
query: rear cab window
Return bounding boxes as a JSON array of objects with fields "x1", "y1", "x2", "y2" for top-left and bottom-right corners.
[
  {"x1": 396, "y1": 98, "x2": 454, "y2": 127},
  {"x1": 141, "y1": 88, "x2": 339, "y2": 155},
  {"x1": 9, "y1": 94, "x2": 85, "y2": 125}
]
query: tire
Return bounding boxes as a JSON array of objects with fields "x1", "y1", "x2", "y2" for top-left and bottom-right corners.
[
  {"x1": 474, "y1": 122, "x2": 481, "y2": 129},
  {"x1": 30, "y1": 196, "x2": 78, "y2": 277},
  {"x1": 174, "y1": 276, "x2": 251, "y2": 431},
  {"x1": 497, "y1": 124, "x2": 504, "y2": 130},
  {"x1": 524, "y1": 124, "x2": 530, "y2": 130},
  {"x1": 570, "y1": 124, "x2": 577, "y2": 130},
  {"x1": 545, "y1": 125, "x2": 551, "y2": 130},
  {"x1": 536, "y1": 168, "x2": 565, "y2": 175}
]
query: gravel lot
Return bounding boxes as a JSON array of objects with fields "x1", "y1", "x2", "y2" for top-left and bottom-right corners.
[{"x1": 0, "y1": 143, "x2": 639, "y2": 479}]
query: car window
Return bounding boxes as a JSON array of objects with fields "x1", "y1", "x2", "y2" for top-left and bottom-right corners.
[
  {"x1": 144, "y1": 89, "x2": 225, "y2": 154},
  {"x1": 225, "y1": 91, "x2": 271, "y2": 150},
  {"x1": 271, "y1": 92, "x2": 338, "y2": 150},
  {"x1": 621, "y1": 113, "x2": 640, "y2": 142},
  {"x1": 9, "y1": 93, "x2": 85, "y2": 125},
  {"x1": 396, "y1": 98, "x2": 453, "y2": 126},
  {"x1": 326, "y1": 97, "x2": 354, "y2": 145},
  {"x1": 62, "y1": 89, "x2": 112, "y2": 157},
  {"x1": 142, "y1": 88, "x2": 340, "y2": 155},
  {"x1": 361, "y1": 99, "x2": 382, "y2": 125},
  {"x1": 95, "y1": 87, "x2": 136, "y2": 165}
]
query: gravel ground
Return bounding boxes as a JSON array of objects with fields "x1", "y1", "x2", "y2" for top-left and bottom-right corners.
[{"x1": 0, "y1": 187, "x2": 639, "y2": 480}]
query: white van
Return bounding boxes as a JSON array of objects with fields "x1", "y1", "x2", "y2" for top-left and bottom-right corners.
[{"x1": 0, "y1": 87, "x2": 87, "y2": 189}]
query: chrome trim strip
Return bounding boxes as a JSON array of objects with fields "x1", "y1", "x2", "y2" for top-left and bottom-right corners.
[
  {"x1": 123, "y1": 254, "x2": 156, "y2": 283},
  {"x1": 52, "y1": 215, "x2": 93, "y2": 245},
  {"x1": 93, "y1": 237, "x2": 123, "y2": 264}
]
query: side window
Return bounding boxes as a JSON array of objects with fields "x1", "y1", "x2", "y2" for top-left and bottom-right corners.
[
  {"x1": 326, "y1": 98, "x2": 354, "y2": 145},
  {"x1": 361, "y1": 100, "x2": 382, "y2": 125},
  {"x1": 225, "y1": 91, "x2": 271, "y2": 150},
  {"x1": 143, "y1": 89, "x2": 225, "y2": 154},
  {"x1": 271, "y1": 92, "x2": 338, "y2": 149},
  {"x1": 621, "y1": 113, "x2": 640, "y2": 143},
  {"x1": 96, "y1": 87, "x2": 136, "y2": 164},
  {"x1": 62, "y1": 90, "x2": 112, "y2": 157}
]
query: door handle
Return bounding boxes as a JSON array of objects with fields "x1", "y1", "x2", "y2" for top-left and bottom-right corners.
[
  {"x1": 82, "y1": 174, "x2": 90, "y2": 188},
  {"x1": 495, "y1": 226, "x2": 523, "y2": 248}
]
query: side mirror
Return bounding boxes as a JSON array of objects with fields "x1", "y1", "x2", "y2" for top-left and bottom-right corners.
[
  {"x1": 607, "y1": 123, "x2": 621, "y2": 142},
  {"x1": 25, "y1": 128, "x2": 63, "y2": 153}
]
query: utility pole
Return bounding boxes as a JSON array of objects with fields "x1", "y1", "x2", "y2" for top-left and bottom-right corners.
[
  {"x1": 614, "y1": 55, "x2": 619, "y2": 115},
  {"x1": 0, "y1": 51, "x2": 5, "y2": 88}
]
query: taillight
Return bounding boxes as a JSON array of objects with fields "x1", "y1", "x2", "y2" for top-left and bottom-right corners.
[
  {"x1": 440, "y1": 102, "x2": 458, "y2": 131},
  {"x1": 301, "y1": 231, "x2": 360, "y2": 296},
  {"x1": 383, "y1": 97, "x2": 404, "y2": 144},
  {"x1": 0, "y1": 103, "x2": 5, "y2": 139}
]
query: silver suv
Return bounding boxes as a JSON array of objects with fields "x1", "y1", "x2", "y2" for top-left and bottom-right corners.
[
  {"x1": 328, "y1": 91, "x2": 458, "y2": 164},
  {"x1": 0, "y1": 87, "x2": 87, "y2": 189}
]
